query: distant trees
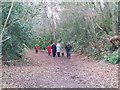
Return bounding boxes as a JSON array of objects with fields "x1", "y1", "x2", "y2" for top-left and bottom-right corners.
[
  {"x1": 1, "y1": 1, "x2": 119, "y2": 63},
  {"x1": 55, "y1": 2, "x2": 120, "y2": 63}
]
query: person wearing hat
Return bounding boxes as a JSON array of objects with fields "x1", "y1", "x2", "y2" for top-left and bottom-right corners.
[{"x1": 65, "y1": 42, "x2": 72, "y2": 58}]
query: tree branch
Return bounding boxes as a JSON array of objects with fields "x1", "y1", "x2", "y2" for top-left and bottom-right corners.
[
  {"x1": 0, "y1": 36, "x2": 11, "y2": 43},
  {"x1": 1, "y1": 0, "x2": 14, "y2": 35}
]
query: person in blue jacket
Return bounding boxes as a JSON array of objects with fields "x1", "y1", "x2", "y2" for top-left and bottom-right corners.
[{"x1": 65, "y1": 42, "x2": 72, "y2": 58}]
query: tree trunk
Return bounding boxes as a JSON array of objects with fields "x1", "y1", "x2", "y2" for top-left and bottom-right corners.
[
  {"x1": 51, "y1": 1, "x2": 56, "y2": 42},
  {"x1": 118, "y1": 1, "x2": 120, "y2": 35},
  {"x1": 109, "y1": 2, "x2": 118, "y2": 35}
]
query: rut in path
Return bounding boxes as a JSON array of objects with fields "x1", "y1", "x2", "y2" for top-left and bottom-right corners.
[{"x1": 2, "y1": 49, "x2": 118, "y2": 88}]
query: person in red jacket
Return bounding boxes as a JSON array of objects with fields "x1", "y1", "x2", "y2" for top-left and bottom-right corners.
[
  {"x1": 47, "y1": 45, "x2": 52, "y2": 56},
  {"x1": 35, "y1": 45, "x2": 40, "y2": 53}
]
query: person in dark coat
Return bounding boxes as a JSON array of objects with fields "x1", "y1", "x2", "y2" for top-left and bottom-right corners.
[
  {"x1": 52, "y1": 43, "x2": 57, "y2": 57},
  {"x1": 65, "y1": 42, "x2": 72, "y2": 58}
]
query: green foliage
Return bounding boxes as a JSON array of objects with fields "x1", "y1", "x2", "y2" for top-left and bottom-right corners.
[
  {"x1": 2, "y1": 2, "x2": 32, "y2": 60},
  {"x1": 55, "y1": 2, "x2": 119, "y2": 64},
  {"x1": 1, "y1": 1, "x2": 118, "y2": 65},
  {"x1": 104, "y1": 50, "x2": 119, "y2": 64},
  {"x1": 104, "y1": 45, "x2": 111, "y2": 51},
  {"x1": 32, "y1": 33, "x2": 53, "y2": 50},
  {"x1": 95, "y1": 29, "x2": 103, "y2": 36},
  {"x1": 90, "y1": 47, "x2": 104, "y2": 60},
  {"x1": 57, "y1": 12, "x2": 88, "y2": 51},
  {"x1": 108, "y1": 31, "x2": 114, "y2": 36},
  {"x1": 102, "y1": 15, "x2": 112, "y2": 30}
]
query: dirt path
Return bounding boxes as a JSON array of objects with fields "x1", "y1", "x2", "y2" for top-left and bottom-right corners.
[{"x1": 2, "y1": 49, "x2": 118, "y2": 88}]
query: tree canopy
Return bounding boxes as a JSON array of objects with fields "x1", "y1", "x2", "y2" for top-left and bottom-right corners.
[{"x1": 1, "y1": 1, "x2": 120, "y2": 64}]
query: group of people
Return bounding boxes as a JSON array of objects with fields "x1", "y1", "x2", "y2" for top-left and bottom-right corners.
[
  {"x1": 47, "y1": 43, "x2": 61, "y2": 57},
  {"x1": 35, "y1": 42, "x2": 72, "y2": 58}
]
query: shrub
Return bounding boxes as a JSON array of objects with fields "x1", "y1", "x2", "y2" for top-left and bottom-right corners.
[{"x1": 104, "y1": 49, "x2": 119, "y2": 64}]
